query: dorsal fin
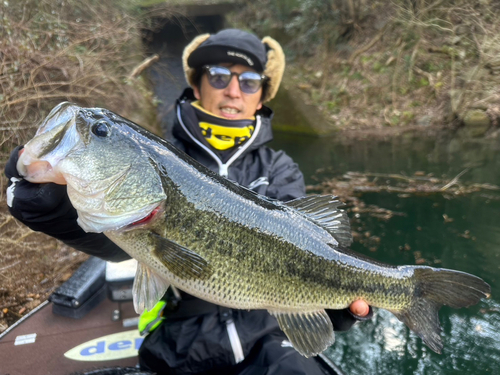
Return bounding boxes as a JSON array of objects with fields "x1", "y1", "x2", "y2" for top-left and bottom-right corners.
[{"x1": 285, "y1": 195, "x2": 352, "y2": 247}]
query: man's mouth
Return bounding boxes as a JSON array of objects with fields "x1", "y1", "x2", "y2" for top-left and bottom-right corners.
[{"x1": 220, "y1": 107, "x2": 240, "y2": 117}]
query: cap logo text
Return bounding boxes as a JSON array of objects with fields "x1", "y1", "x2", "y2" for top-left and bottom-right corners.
[{"x1": 227, "y1": 51, "x2": 254, "y2": 66}]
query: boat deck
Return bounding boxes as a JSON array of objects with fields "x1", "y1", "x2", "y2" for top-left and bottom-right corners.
[{"x1": 0, "y1": 299, "x2": 139, "y2": 375}]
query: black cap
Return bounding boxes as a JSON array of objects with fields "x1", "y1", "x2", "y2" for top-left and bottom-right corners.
[{"x1": 187, "y1": 29, "x2": 267, "y2": 72}]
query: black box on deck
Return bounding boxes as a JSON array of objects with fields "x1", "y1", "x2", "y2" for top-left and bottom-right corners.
[{"x1": 50, "y1": 256, "x2": 107, "y2": 319}]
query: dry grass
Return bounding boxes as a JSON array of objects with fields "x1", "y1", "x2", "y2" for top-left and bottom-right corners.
[
  {"x1": 0, "y1": 0, "x2": 168, "y2": 199},
  {"x1": 289, "y1": 0, "x2": 500, "y2": 129}
]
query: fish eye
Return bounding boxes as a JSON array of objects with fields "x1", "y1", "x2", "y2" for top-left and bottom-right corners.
[{"x1": 91, "y1": 121, "x2": 110, "y2": 137}]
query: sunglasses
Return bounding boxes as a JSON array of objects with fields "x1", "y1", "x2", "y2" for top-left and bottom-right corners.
[{"x1": 203, "y1": 65, "x2": 267, "y2": 94}]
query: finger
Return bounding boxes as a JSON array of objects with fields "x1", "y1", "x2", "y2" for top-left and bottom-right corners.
[{"x1": 350, "y1": 300, "x2": 370, "y2": 317}]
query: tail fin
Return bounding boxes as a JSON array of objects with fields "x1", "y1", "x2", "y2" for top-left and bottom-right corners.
[{"x1": 390, "y1": 267, "x2": 491, "y2": 354}]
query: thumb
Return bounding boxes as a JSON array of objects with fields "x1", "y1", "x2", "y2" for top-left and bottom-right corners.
[{"x1": 350, "y1": 300, "x2": 370, "y2": 317}]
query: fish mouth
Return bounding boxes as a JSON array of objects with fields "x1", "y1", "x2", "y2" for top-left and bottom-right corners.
[
  {"x1": 18, "y1": 156, "x2": 67, "y2": 185},
  {"x1": 17, "y1": 102, "x2": 81, "y2": 184},
  {"x1": 35, "y1": 102, "x2": 79, "y2": 135}
]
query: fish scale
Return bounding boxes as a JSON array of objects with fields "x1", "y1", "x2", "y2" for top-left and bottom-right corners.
[{"x1": 18, "y1": 102, "x2": 491, "y2": 357}]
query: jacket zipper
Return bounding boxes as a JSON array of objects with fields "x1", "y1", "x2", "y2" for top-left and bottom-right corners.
[{"x1": 176, "y1": 104, "x2": 262, "y2": 178}]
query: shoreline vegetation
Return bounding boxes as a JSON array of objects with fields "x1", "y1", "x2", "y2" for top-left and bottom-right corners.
[
  {"x1": 2, "y1": 0, "x2": 500, "y2": 332},
  {"x1": 231, "y1": 0, "x2": 500, "y2": 137}
]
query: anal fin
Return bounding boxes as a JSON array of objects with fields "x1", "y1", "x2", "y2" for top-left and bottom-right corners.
[{"x1": 269, "y1": 309, "x2": 334, "y2": 357}]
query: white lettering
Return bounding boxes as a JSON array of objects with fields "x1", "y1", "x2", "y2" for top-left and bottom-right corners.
[{"x1": 227, "y1": 51, "x2": 254, "y2": 66}]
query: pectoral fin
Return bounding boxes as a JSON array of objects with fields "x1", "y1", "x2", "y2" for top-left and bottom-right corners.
[
  {"x1": 150, "y1": 233, "x2": 212, "y2": 280},
  {"x1": 133, "y1": 262, "x2": 170, "y2": 314},
  {"x1": 269, "y1": 309, "x2": 334, "y2": 357}
]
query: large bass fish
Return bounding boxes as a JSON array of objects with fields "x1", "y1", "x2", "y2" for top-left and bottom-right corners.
[{"x1": 16, "y1": 102, "x2": 490, "y2": 357}]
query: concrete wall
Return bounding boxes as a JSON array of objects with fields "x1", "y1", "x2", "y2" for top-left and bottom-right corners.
[{"x1": 144, "y1": 5, "x2": 235, "y2": 137}]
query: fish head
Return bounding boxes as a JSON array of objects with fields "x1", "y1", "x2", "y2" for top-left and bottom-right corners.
[{"x1": 18, "y1": 102, "x2": 167, "y2": 232}]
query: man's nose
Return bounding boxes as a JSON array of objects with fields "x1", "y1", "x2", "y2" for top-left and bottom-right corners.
[{"x1": 224, "y1": 75, "x2": 241, "y2": 98}]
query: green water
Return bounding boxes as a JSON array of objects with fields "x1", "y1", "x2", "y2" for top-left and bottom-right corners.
[{"x1": 270, "y1": 132, "x2": 500, "y2": 375}]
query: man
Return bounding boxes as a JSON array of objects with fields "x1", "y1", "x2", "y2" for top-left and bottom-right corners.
[{"x1": 5, "y1": 29, "x2": 370, "y2": 374}]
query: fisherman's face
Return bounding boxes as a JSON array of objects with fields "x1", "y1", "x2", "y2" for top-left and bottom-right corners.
[{"x1": 194, "y1": 63, "x2": 263, "y2": 120}]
